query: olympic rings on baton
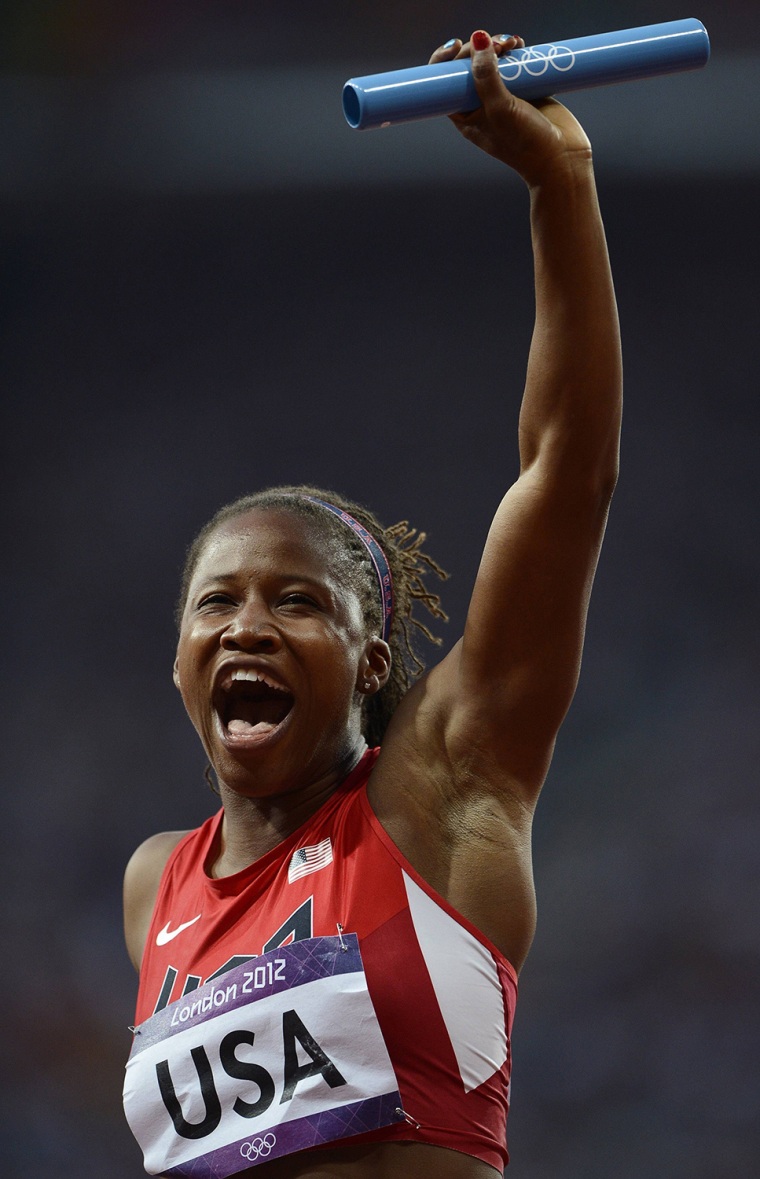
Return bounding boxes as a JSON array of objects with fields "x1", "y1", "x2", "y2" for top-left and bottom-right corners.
[{"x1": 240, "y1": 1132, "x2": 277, "y2": 1160}]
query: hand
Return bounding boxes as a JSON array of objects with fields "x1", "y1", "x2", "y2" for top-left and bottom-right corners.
[{"x1": 429, "y1": 31, "x2": 592, "y2": 185}]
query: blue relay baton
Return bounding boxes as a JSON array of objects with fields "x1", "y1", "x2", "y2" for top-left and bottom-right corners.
[{"x1": 343, "y1": 19, "x2": 710, "y2": 130}]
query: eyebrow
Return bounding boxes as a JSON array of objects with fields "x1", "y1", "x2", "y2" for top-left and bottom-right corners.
[{"x1": 192, "y1": 572, "x2": 334, "y2": 593}]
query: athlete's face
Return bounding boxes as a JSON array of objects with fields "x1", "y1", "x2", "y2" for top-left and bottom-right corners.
[{"x1": 174, "y1": 509, "x2": 378, "y2": 798}]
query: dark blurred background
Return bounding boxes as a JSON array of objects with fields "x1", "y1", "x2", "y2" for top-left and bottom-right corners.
[{"x1": 2, "y1": 2, "x2": 758, "y2": 1176}]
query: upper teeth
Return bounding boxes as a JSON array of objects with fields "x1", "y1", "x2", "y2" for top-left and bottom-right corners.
[{"x1": 230, "y1": 669, "x2": 287, "y2": 692}]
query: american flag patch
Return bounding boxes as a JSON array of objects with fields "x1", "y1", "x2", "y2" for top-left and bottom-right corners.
[{"x1": 288, "y1": 837, "x2": 333, "y2": 883}]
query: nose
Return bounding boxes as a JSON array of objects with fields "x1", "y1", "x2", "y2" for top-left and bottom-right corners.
[{"x1": 219, "y1": 600, "x2": 282, "y2": 652}]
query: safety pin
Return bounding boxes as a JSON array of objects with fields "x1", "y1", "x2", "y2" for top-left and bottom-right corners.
[
  {"x1": 395, "y1": 1107, "x2": 421, "y2": 1129},
  {"x1": 336, "y1": 923, "x2": 348, "y2": 951}
]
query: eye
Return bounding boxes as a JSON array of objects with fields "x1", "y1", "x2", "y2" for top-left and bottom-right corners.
[
  {"x1": 197, "y1": 592, "x2": 235, "y2": 610},
  {"x1": 280, "y1": 592, "x2": 318, "y2": 608}
]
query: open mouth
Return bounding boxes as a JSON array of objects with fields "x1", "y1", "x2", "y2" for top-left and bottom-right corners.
[{"x1": 217, "y1": 669, "x2": 294, "y2": 739}]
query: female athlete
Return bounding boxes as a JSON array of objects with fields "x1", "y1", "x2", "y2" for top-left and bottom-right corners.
[{"x1": 123, "y1": 29, "x2": 622, "y2": 1179}]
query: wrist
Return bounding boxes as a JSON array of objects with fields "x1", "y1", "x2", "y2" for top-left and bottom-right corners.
[{"x1": 523, "y1": 146, "x2": 595, "y2": 193}]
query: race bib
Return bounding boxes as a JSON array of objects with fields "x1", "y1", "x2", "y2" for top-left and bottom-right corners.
[{"x1": 124, "y1": 934, "x2": 402, "y2": 1176}]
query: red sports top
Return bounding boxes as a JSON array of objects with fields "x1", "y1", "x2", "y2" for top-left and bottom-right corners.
[{"x1": 134, "y1": 749, "x2": 518, "y2": 1172}]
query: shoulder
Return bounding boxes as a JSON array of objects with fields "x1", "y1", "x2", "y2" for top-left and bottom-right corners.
[
  {"x1": 123, "y1": 830, "x2": 190, "y2": 971},
  {"x1": 124, "y1": 829, "x2": 190, "y2": 892}
]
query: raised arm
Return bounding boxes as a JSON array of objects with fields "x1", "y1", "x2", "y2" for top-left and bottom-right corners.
[{"x1": 429, "y1": 32, "x2": 622, "y2": 802}]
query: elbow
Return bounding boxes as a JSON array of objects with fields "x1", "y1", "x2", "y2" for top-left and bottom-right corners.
[
  {"x1": 539, "y1": 428, "x2": 621, "y2": 510},
  {"x1": 580, "y1": 405, "x2": 622, "y2": 509},
  {"x1": 586, "y1": 455, "x2": 619, "y2": 523},
  {"x1": 598, "y1": 449, "x2": 620, "y2": 507}
]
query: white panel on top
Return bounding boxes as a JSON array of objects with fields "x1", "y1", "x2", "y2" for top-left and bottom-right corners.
[{"x1": 402, "y1": 872, "x2": 507, "y2": 1093}]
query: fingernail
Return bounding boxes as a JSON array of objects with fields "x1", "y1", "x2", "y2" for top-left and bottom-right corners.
[
  {"x1": 443, "y1": 38, "x2": 458, "y2": 49},
  {"x1": 471, "y1": 30, "x2": 492, "y2": 52},
  {"x1": 498, "y1": 34, "x2": 516, "y2": 42}
]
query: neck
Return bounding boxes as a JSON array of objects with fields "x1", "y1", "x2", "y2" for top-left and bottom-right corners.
[{"x1": 210, "y1": 741, "x2": 368, "y2": 877}]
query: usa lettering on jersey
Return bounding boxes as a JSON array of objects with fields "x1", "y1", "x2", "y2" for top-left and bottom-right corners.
[{"x1": 152, "y1": 898, "x2": 315, "y2": 1015}]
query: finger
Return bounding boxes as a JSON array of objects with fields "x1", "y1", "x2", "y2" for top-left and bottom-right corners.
[
  {"x1": 428, "y1": 37, "x2": 461, "y2": 65},
  {"x1": 469, "y1": 29, "x2": 511, "y2": 105},
  {"x1": 430, "y1": 32, "x2": 524, "y2": 67},
  {"x1": 493, "y1": 34, "x2": 524, "y2": 56}
]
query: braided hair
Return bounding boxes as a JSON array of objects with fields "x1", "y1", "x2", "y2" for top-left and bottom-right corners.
[{"x1": 176, "y1": 485, "x2": 449, "y2": 746}]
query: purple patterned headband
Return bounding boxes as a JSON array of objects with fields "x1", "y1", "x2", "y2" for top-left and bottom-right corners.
[{"x1": 301, "y1": 496, "x2": 394, "y2": 644}]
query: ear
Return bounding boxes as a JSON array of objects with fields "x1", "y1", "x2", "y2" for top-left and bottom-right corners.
[
  {"x1": 172, "y1": 656, "x2": 182, "y2": 691},
  {"x1": 357, "y1": 639, "x2": 392, "y2": 695}
]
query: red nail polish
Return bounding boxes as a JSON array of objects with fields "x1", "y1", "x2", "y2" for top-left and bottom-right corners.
[{"x1": 471, "y1": 30, "x2": 492, "y2": 51}]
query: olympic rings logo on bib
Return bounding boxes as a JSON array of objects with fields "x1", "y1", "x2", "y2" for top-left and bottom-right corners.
[{"x1": 240, "y1": 1133, "x2": 276, "y2": 1161}]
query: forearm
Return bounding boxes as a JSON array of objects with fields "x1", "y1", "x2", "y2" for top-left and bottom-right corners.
[
  {"x1": 433, "y1": 31, "x2": 622, "y2": 488},
  {"x1": 519, "y1": 155, "x2": 622, "y2": 485}
]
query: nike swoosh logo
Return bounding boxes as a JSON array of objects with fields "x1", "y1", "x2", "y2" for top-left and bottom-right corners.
[{"x1": 156, "y1": 915, "x2": 202, "y2": 946}]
